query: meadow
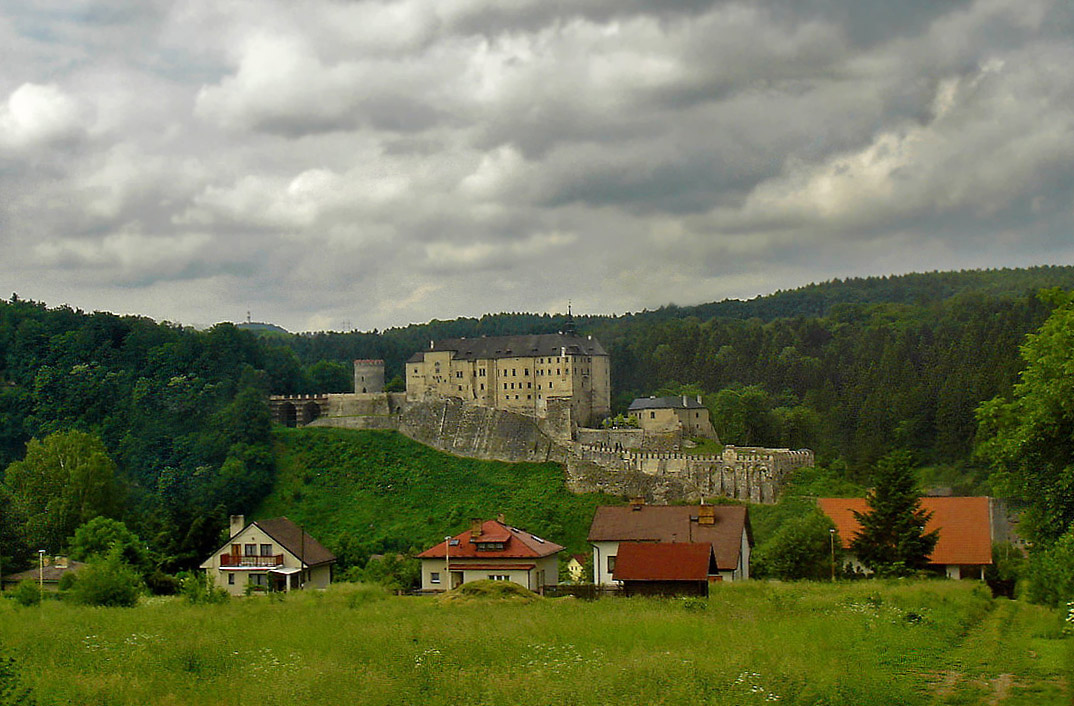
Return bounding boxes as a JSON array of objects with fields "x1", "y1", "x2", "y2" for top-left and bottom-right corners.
[{"x1": 0, "y1": 580, "x2": 1068, "y2": 705}]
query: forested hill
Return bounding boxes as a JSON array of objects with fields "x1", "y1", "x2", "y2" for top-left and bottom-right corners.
[
  {"x1": 1, "y1": 266, "x2": 1072, "y2": 572},
  {"x1": 266, "y1": 266, "x2": 1074, "y2": 474}
]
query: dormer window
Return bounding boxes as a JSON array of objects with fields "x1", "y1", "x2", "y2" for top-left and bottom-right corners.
[{"x1": 475, "y1": 541, "x2": 505, "y2": 551}]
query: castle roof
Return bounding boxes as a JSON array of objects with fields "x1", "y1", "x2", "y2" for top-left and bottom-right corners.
[
  {"x1": 407, "y1": 332, "x2": 607, "y2": 363},
  {"x1": 629, "y1": 396, "x2": 706, "y2": 411}
]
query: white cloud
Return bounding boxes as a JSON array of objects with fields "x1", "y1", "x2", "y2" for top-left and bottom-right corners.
[{"x1": 0, "y1": 83, "x2": 85, "y2": 150}]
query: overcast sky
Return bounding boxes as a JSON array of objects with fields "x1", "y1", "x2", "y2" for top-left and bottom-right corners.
[{"x1": 2, "y1": 0, "x2": 1072, "y2": 332}]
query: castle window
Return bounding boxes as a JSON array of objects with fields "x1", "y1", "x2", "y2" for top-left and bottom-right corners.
[
  {"x1": 527, "y1": 395, "x2": 531, "y2": 400},
  {"x1": 524, "y1": 368, "x2": 529, "y2": 376},
  {"x1": 512, "y1": 369, "x2": 516, "y2": 376},
  {"x1": 527, "y1": 382, "x2": 531, "y2": 388},
  {"x1": 503, "y1": 383, "x2": 508, "y2": 390},
  {"x1": 480, "y1": 384, "x2": 484, "y2": 391}
]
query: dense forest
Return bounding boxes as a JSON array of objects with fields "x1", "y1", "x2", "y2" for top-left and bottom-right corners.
[{"x1": 2, "y1": 266, "x2": 1074, "y2": 579}]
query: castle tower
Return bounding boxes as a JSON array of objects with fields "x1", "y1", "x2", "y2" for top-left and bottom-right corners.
[{"x1": 353, "y1": 359, "x2": 385, "y2": 394}]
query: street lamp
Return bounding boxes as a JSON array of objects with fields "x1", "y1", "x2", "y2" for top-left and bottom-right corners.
[
  {"x1": 444, "y1": 536, "x2": 451, "y2": 591},
  {"x1": 829, "y1": 529, "x2": 836, "y2": 582},
  {"x1": 38, "y1": 549, "x2": 45, "y2": 594}
]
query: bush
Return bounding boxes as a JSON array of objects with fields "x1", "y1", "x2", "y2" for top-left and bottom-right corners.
[
  {"x1": 1024, "y1": 529, "x2": 1074, "y2": 607},
  {"x1": 68, "y1": 552, "x2": 143, "y2": 607},
  {"x1": 984, "y1": 542, "x2": 1026, "y2": 599},
  {"x1": 0, "y1": 649, "x2": 37, "y2": 706},
  {"x1": 752, "y1": 511, "x2": 840, "y2": 581},
  {"x1": 9, "y1": 581, "x2": 41, "y2": 608},
  {"x1": 180, "y1": 572, "x2": 229, "y2": 605}
]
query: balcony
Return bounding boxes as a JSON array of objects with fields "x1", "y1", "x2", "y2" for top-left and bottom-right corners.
[{"x1": 220, "y1": 554, "x2": 284, "y2": 568}]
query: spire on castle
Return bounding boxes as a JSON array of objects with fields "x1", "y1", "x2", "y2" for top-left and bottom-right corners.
[{"x1": 563, "y1": 300, "x2": 577, "y2": 336}]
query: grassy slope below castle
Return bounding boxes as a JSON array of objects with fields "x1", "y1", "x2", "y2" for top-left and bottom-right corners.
[{"x1": 257, "y1": 427, "x2": 618, "y2": 559}]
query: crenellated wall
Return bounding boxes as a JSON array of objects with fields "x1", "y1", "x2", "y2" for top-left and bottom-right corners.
[{"x1": 287, "y1": 393, "x2": 812, "y2": 504}]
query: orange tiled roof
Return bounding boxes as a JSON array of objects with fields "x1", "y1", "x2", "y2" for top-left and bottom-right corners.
[
  {"x1": 613, "y1": 543, "x2": 717, "y2": 581},
  {"x1": 417, "y1": 520, "x2": 564, "y2": 560},
  {"x1": 817, "y1": 496, "x2": 992, "y2": 566}
]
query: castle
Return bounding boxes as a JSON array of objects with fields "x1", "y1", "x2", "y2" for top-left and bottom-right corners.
[
  {"x1": 267, "y1": 326, "x2": 813, "y2": 504},
  {"x1": 405, "y1": 329, "x2": 611, "y2": 428}
]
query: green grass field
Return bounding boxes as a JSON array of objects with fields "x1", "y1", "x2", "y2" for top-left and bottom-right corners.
[
  {"x1": 1, "y1": 581, "x2": 1067, "y2": 705},
  {"x1": 259, "y1": 428, "x2": 620, "y2": 555}
]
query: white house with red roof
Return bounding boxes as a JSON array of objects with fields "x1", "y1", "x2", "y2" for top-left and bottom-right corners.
[
  {"x1": 416, "y1": 517, "x2": 564, "y2": 592},
  {"x1": 817, "y1": 496, "x2": 994, "y2": 579}
]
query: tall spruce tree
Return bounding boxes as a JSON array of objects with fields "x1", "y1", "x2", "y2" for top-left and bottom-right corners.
[{"x1": 850, "y1": 450, "x2": 938, "y2": 576}]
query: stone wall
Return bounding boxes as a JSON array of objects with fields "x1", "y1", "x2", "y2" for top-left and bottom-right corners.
[
  {"x1": 573, "y1": 427, "x2": 679, "y2": 453},
  {"x1": 293, "y1": 394, "x2": 812, "y2": 505}
]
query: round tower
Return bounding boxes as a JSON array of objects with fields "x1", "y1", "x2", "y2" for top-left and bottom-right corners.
[{"x1": 353, "y1": 359, "x2": 385, "y2": 394}]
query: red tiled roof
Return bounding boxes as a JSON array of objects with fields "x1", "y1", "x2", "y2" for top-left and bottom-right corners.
[
  {"x1": 613, "y1": 543, "x2": 717, "y2": 581},
  {"x1": 817, "y1": 497, "x2": 993, "y2": 566},
  {"x1": 588, "y1": 505, "x2": 749, "y2": 571},
  {"x1": 417, "y1": 520, "x2": 564, "y2": 559}
]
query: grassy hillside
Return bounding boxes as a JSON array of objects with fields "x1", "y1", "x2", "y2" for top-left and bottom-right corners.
[
  {"x1": 1, "y1": 581, "x2": 1066, "y2": 704},
  {"x1": 257, "y1": 427, "x2": 619, "y2": 558}
]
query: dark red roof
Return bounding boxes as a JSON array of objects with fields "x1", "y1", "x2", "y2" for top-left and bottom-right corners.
[
  {"x1": 588, "y1": 505, "x2": 750, "y2": 571},
  {"x1": 817, "y1": 497, "x2": 993, "y2": 566},
  {"x1": 417, "y1": 520, "x2": 564, "y2": 559},
  {"x1": 613, "y1": 543, "x2": 717, "y2": 581}
]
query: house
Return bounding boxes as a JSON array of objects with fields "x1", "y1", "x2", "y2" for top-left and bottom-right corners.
[
  {"x1": 199, "y1": 515, "x2": 336, "y2": 596},
  {"x1": 1, "y1": 556, "x2": 85, "y2": 592},
  {"x1": 588, "y1": 501, "x2": 752, "y2": 586},
  {"x1": 565, "y1": 553, "x2": 588, "y2": 583},
  {"x1": 817, "y1": 496, "x2": 993, "y2": 579},
  {"x1": 405, "y1": 324, "x2": 611, "y2": 427},
  {"x1": 613, "y1": 542, "x2": 720, "y2": 597},
  {"x1": 416, "y1": 517, "x2": 563, "y2": 592},
  {"x1": 628, "y1": 396, "x2": 718, "y2": 439}
]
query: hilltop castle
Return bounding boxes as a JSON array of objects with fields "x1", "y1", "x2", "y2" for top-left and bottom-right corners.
[{"x1": 405, "y1": 328, "x2": 611, "y2": 428}]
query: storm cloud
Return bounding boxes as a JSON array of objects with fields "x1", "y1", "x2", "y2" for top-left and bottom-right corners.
[{"x1": 2, "y1": 0, "x2": 1072, "y2": 331}]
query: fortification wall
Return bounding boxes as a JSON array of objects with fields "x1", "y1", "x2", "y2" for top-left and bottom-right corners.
[
  {"x1": 397, "y1": 397, "x2": 569, "y2": 464},
  {"x1": 290, "y1": 394, "x2": 811, "y2": 505},
  {"x1": 574, "y1": 428, "x2": 679, "y2": 453}
]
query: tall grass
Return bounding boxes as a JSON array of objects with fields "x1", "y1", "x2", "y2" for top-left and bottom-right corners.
[{"x1": 2, "y1": 580, "x2": 1065, "y2": 705}]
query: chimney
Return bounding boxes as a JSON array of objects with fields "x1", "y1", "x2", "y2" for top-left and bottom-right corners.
[
  {"x1": 470, "y1": 518, "x2": 483, "y2": 538},
  {"x1": 55, "y1": 556, "x2": 68, "y2": 569},
  {"x1": 698, "y1": 505, "x2": 716, "y2": 526},
  {"x1": 629, "y1": 496, "x2": 645, "y2": 511},
  {"x1": 683, "y1": 395, "x2": 687, "y2": 406},
  {"x1": 497, "y1": 513, "x2": 505, "y2": 524},
  {"x1": 429, "y1": 340, "x2": 434, "y2": 349},
  {"x1": 230, "y1": 514, "x2": 245, "y2": 538},
  {"x1": 697, "y1": 394, "x2": 702, "y2": 404}
]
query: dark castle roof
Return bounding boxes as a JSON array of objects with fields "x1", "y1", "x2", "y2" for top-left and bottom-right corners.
[
  {"x1": 628, "y1": 396, "x2": 706, "y2": 411},
  {"x1": 407, "y1": 333, "x2": 607, "y2": 363}
]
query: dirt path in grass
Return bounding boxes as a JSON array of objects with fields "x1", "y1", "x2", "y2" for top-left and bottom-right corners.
[{"x1": 927, "y1": 599, "x2": 1068, "y2": 705}]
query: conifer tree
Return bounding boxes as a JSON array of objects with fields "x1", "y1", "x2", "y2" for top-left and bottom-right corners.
[{"x1": 850, "y1": 450, "x2": 938, "y2": 576}]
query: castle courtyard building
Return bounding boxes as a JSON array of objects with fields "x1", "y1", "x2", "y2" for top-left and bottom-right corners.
[{"x1": 406, "y1": 330, "x2": 611, "y2": 427}]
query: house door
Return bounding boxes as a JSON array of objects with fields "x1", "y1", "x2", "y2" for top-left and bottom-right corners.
[
  {"x1": 231, "y1": 544, "x2": 241, "y2": 560},
  {"x1": 450, "y1": 571, "x2": 463, "y2": 589}
]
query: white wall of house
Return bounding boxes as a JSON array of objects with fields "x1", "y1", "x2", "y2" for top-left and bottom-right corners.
[
  {"x1": 591, "y1": 541, "x2": 621, "y2": 586},
  {"x1": 420, "y1": 556, "x2": 559, "y2": 592}
]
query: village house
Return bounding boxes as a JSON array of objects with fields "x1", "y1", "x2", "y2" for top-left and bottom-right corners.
[
  {"x1": 200, "y1": 515, "x2": 336, "y2": 596},
  {"x1": 817, "y1": 496, "x2": 994, "y2": 579},
  {"x1": 416, "y1": 517, "x2": 563, "y2": 592},
  {"x1": 405, "y1": 322, "x2": 611, "y2": 427},
  {"x1": 612, "y1": 542, "x2": 721, "y2": 597},
  {"x1": 628, "y1": 395, "x2": 718, "y2": 439},
  {"x1": 588, "y1": 501, "x2": 752, "y2": 586},
  {"x1": 1, "y1": 556, "x2": 85, "y2": 592},
  {"x1": 565, "y1": 553, "x2": 588, "y2": 583}
]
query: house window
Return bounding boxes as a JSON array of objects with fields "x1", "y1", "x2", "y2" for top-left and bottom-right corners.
[
  {"x1": 260, "y1": 544, "x2": 273, "y2": 556},
  {"x1": 607, "y1": 555, "x2": 616, "y2": 573},
  {"x1": 488, "y1": 575, "x2": 510, "y2": 581},
  {"x1": 244, "y1": 544, "x2": 257, "y2": 556},
  {"x1": 650, "y1": 412, "x2": 656, "y2": 419},
  {"x1": 228, "y1": 574, "x2": 235, "y2": 585},
  {"x1": 430, "y1": 572, "x2": 440, "y2": 584},
  {"x1": 249, "y1": 574, "x2": 267, "y2": 587}
]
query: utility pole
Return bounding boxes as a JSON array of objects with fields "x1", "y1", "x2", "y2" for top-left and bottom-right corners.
[
  {"x1": 444, "y1": 536, "x2": 451, "y2": 590},
  {"x1": 829, "y1": 528, "x2": 836, "y2": 582}
]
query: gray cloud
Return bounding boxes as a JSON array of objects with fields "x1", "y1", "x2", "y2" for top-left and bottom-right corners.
[{"x1": 1, "y1": 0, "x2": 1073, "y2": 332}]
